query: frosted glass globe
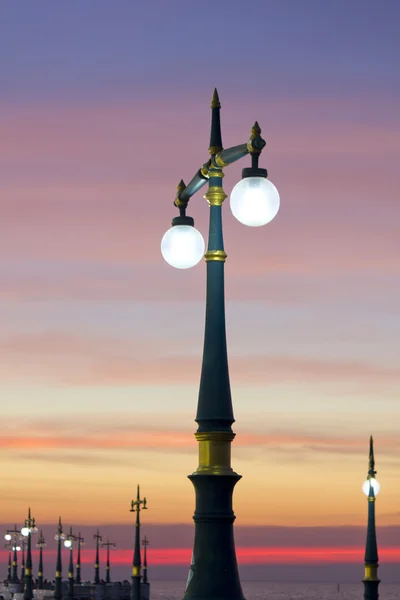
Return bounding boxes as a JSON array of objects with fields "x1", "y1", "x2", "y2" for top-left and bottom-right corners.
[
  {"x1": 64, "y1": 539, "x2": 72, "y2": 548},
  {"x1": 230, "y1": 177, "x2": 280, "y2": 227},
  {"x1": 21, "y1": 527, "x2": 30, "y2": 537},
  {"x1": 5, "y1": 534, "x2": 12, "y2": 541},
  {"x1": 362, "y1": 477, "x2": 380, "y2": 496},
  {"x1": 161, "y1": 225, "x2": 205, "y2": 269}
]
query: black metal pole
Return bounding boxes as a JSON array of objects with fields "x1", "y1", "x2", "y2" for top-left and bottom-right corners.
[
  {"x1": 54, "y1": 518, "x2": 63, "y2": 600},
  {"x1": 363, "y1": 436, "x2": 380, "y2": 600}
]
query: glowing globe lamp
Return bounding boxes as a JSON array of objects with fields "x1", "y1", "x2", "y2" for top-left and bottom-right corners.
[
  {"x1": 5, "y1": 533, "x2": 12, "y2": 541},
  {"x1": 21, "y1": 527, "x2": 30, "y2": 537},
  {"x1": 161, "y1": 222, "x2": 205, "y2": 269},
  {"x1": 362, "y1": 477, "x2": 380, "y2": 496},
  {"x1": 230, "y1": 176, "x2": 280, "y2": 227},
  {"x1": 64, "y1": 539, "x2": 72, "y2": 548}
]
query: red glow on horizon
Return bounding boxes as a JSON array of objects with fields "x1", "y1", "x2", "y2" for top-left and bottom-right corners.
[{"x1": 2, "y1": 547, "x2": 400, "y2": 565}]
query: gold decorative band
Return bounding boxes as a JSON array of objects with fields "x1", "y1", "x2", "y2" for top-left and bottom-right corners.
[
  {"x1": 200, "y1": 164, "x2": 210, "y2": 179},
  {"x1": 208, "y1": 145, "x2": 223, "y2": 155},
  {"x1": 68, "y1": 572, "x2": 73, "y2": 578},
  {"x1": 368, "y1": 496, "x2": 376, "y2": 502},
  {"x1": 214, "y1": 154, "x2": 229, "y2": 168},
  {"x1": 132, "y1": 566, "x2": 140, "y2": 577},
  {"x1": 364, "y1": 564, "x2": 379, "y2": 580},
  {"x1": 205, "y1": 186, "x2": 227, "y2": 206},
  {"x1": 95, "y1": 564, "x2": 99, "y2": 568},
  {"x1": 207, "y1": 169, "x2": 224, "y2": 179},
  {"x1": 25, "y1": 568, "x2": 32, "y2": 576},
  {"x1": 56, "y1": 571, "x2": 62, "y2": 578},
  {"x1": 12, "y1": 562, "x2": 16, "y2": 567},
  {"x1": 204, "y1": 250, "x2": 227, "y2": 262},
  {"x1": 38, "y1": 572, "x2": 43, "y2": 577},
  {"x1": 194, "y1": 431, "x2": 236, "y2": 474}
]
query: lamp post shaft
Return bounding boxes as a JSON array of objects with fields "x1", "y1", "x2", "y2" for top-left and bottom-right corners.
[
  {"x1": 68, "y1": 546, "x2": 74, "y2": 599},
  {"x1": 132, "y1": 505, "x2": 141, "y2": 600},
  {"x1": 23, "y1": 532, "x2": 33, "y2": 600},
  {"x1": 38, "y1": 545, "x2": 44, "y2": 589},
  {"x1": 12, "y1": 530, "x2": 19, "y2": 583},
  {"x1": 363, "y1": 437, "x2": 380, "y2": 600},
  {"x1": 76, "y1": 534, "x2": 83, "y2": 584},
  {"x1": 94, "y1": 531, "x2": 102, "y2": 585},
  {"x1": 7, "y1": 549, "x2": 12, "y2": 582},
  {"x1": 142, "y1": 537, "x2": 149, "y2": 585},
  {"x1": 54, "y1": 519, "x2": 63, "y2": 600},
  {"x1": 184, "y1": 91, "x2": 244, "y2": 600}
]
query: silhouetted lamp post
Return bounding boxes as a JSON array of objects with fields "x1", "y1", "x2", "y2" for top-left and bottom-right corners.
[
  {"x1": 36, "y1": 531, "x2": 46, "y2": 590},
  {"x1": 161, "y1": 89, "x2": 279, "y2": 600},
  {"x1": 142, "y1": 537, "x2": 149, "y2": 585},
  {"x1": 94, "y1": 531, "x2": 103, "y2": 585},
  {"x1": 21, "y1": 508, "x2": 38, "y2": 600},
  {"x1": 5, "y1": 527, "x2": 21, "y2": 584},
  {"x1": 65, "y1": 527, "x2": 77, "y2": 600},
  {"x1": 363, "y1": 436, "x2": 380, "y2": 600},
  {"x1": 54, "y1": 517, "x2": 65, "y2": 600},
  {"x1": 5, "y1": 541, "x2": 12, "y2": 582},
  {"x1": 101, "y1": 539, "x2": 116, "y2": 584},
  {"x1": 130, "y1": 485, "x2": 148, "y2": 600},
  {"x1": 75, "y1": 533, "x2": 85, "y2": 584},
  {"x1": 20, "y1": 539, "x2": 26, "y2": 589}
]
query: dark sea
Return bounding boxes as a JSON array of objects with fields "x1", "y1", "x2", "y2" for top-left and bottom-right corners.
[{"x1": 150, "y1": 581, "x2": 400, "y2": 600}]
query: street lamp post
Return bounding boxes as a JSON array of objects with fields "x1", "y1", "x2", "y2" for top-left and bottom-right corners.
[
  {"x1": 20, "y1": 508, "x2": 38, "y2": 600},
  {"x1": 5, "y1": 527, "x2": 21, "y2": 584},
  {"x1": 20, "y1": 538, "x2": 26, "y2": 589},
  {"x1": 65, "y1": 527, "x2": 77, "y2": 600},
  {"x1": 36, "y1": 531, "x2": 46, "y2": 590},
  {"x1": 142, "y1": 537, "x2": 149, "y2": 585},
  {"x1": 101, "y1": 539, "x2": 116, "y2": 584},
  {"x1": 54, "y1": 517, "x2": 65, "y2": 600},
  {"x1": 130, "y1": 485, "x2": 148, "y2": 600},
  {"x1": 75, "y1": 533, "x2": 85, "y2": 584},
  {"x1": 93, "y1": 530, "x2": 103, "y2": 585},
  {"x1": 5, "y1": 542, "x2": 12, "y2": 582},
  {"x1": 362, "y1": 436, "x2": 380, "y2": 600},
  {"x1": 161, "y1": 89, "x2": 279, "y2": 600}
]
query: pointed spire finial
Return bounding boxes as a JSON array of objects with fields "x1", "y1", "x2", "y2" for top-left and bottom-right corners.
[
  {"x1": 368, "y1": 435, "x2": 376, "y2": 478},
  {"x1": 211, "y1": 88, "x2": 221, "y2": 109}
]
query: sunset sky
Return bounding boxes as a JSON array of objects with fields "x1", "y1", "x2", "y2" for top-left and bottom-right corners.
[{"x1": 1, "y1": 0, "x2": 399, "y2": 584}]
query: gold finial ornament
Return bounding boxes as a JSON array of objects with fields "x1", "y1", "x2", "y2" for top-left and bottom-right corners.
[
  {"x1": 211, "y1": 88, "x2": 221, "y2": 109},
  {"x1": 247, "y1": 121, "x2": 263, "y2": 154},
  {"x1": 174, "y1": 179, "x2": 187, "y2": 208}
]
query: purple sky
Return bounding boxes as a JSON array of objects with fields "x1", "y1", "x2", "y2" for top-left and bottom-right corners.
[{"x1": 1, "y1": 0, "x2": 399, "y2": 585}]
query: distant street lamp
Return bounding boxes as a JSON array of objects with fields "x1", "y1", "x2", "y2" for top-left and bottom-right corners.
[
  {"x1": 4, "y1": 526, "x2": 21, "y2": 584},
  {"x1": 363, "y1": 436, "x2": 380, "y2": 600},
  {"x1": 75, "y1": 533, "x2": 85, "y2": 584},
  {"x1": 20, "y1": 508, "x2": 38, "y2": 600},
  {"x1": 64, "y1": 527, "x2": 77, "y2": 600},
  {"x1": 101, "y1": 538, "x2": 116, "y2": 584},
  {"x1": 36, "y1": 531, "x2": 46, "y2": 590},
  {"x1": 161, "y1": 90, "x2": 279, "y2": 600},
  {"x1": 54, "y1": 517, "x2": 65, "y2": 600},
  {"x1": 130, "y1": 485, "x2": 147, "y2": 600},
  {"x1": 93, "y1": 530, "x2": 103, "y2": 585},
  {"x1": 20, "y1": 538, "x2": 26, "y2": 589},
  {"x1": 142, "y1": 537, "x2": 149, "y2": 585},
  {"x1": 5, "y1": 541, "x2": 12, "y2": 582}
]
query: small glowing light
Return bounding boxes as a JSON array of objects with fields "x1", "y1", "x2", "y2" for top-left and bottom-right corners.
[
  {"x1": 230, "y1": 177, "x2": 280, "y2": 227},
  {"x1": 362, "y1": 478, "x2": 380, "y2": 496},
  {"x1": 161, "y1": 225, "x2": 205, "y2": 269},
  {"x1": 5, "y1": 534, "x2": 12, "y2": 541},
  {"x1": 64, "y1": 539, "x2": 72, "y2": 548},
  {"x1": 20, "y1": 527, "x2": 30, "y2": 537}
]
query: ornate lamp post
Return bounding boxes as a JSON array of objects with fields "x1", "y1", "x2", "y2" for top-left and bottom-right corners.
[
  {"x1": 130, "y1": 485, "x2": 148, "y2": 600},
  {"x1": 5, "y1": 541, "x2": 12, "y2": 582},
  {"x1": 20, "y1": 538, "x2": 26, "y2": 589},
  {"x1": 75, "y1": 533, "x2": 85, "y2": 584},
  {"x1": 362, "y1": 436, "x2": 381, "y2": 600},
  {"x1": 36, "y1": 531, "x2": 46, "y2": 590},
  {"x1": 54, "y1": 517, "x2": 65, "y2": 600},
  {"x1": 161, "y1": 89, "x2": 279, "y2": 600},
  {"x1": 93, "y1": 531, "x2": 103, "y2": 585},
  {"x1": 101, "y1": 539, "x2": 116, "y2": 584},
  {"x1": 20, "y1": 508, "x2": 38, "y2": 600},
  {"x1": 64, "y1": 527, "x2": 77, "y2": 600},
  {"x1": 5, "y1": 527, "x2": 21, "y2": 583},
  {"x1": 142, "y1": 537, "x2": 149, "y2": 585}
]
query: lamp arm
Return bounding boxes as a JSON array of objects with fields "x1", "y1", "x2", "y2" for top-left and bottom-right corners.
[{"x1": 177, "y1": 135, "x2": 266, "y2": 206}]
